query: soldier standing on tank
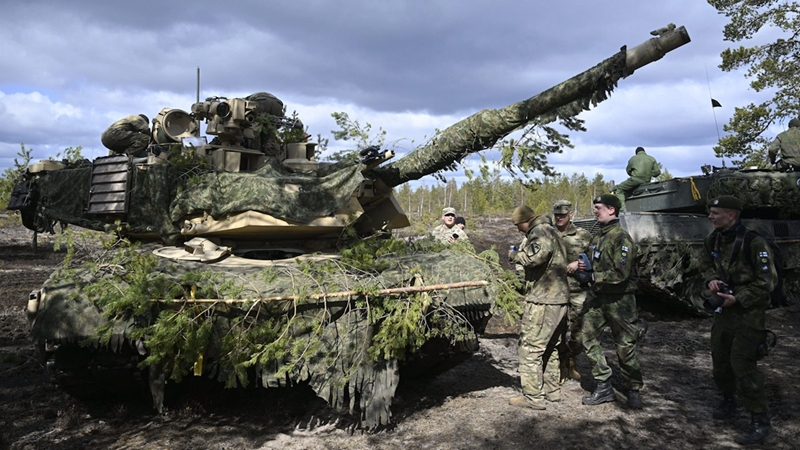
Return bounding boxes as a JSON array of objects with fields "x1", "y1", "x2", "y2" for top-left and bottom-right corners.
[
  {"x1": 613, "y1": 147, "x2": 660, "y2": 210},
  {"x1": 578, "y1": 194, "x2": 643, "y2": 409},
  {"x1": 431, "y1": 207, "x2": 469, "y2": 243},
  {"x1": 700, "y1": 195, "x2": 777, "y2": 446},
  {"x1": 552, "y1": 200, "x2": 592, "y2": 383},
  {"x1": 100, "y1": 114, "x2": 151, "y2": 157},
  {"x1": 768, "y1": 118, "x2": 800, "y2": 172},
  {"x1": 507, "y1": 205, "x2": 569, "y2": 410}
]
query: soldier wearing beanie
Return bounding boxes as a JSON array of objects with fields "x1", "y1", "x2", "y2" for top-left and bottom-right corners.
[
  {"x1": 552, "y1": 200, "x2": 593, "y2": 383},
  {"x1": 507, "y1": 205, "x2": 569, "y2": 410},
  {"x1": 613, "y1": 147, "x2": 661, "y2": 211},
  {"x1": 579, "y1": 194, "x2": 644, "y2": 410},
  {"x1": 768, "y1": 118, "x2": 800, "y2": 171},
  {"x1": 431, "y1": 207, "x2": 468, "y2": 244},
  {"x1": 700, "y1": 195, "x2": 778, "y2": 445}
]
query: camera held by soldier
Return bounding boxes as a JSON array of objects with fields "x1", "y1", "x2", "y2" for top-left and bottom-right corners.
[{"x1": 704, "y1": 282, "x2": 734, "y2": 311}]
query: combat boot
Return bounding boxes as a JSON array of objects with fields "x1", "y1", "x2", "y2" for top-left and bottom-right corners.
[
  {"x1": 712, "y1": 393, "x2": 737, "y2": 420},
  {"x1": 627, "y1": 390, "x2": 642, "y2": 410},
  {"x1": 581, "y1": 381, "x2": 615, "y2": 406},
  {"x1": 735, "y1": 413, "x2": 775, "y2": 446},
  {"x1": 546, "y1": 389, "x2": 561, "y2": 402},
  {"x1": 509, "y1": 396, "x2": 546, "y2": 410},
  {"x1": 568, "y1": 357, "x2": 581, "y2": 381}
]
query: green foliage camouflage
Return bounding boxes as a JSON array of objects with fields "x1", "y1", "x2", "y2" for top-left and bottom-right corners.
[{"x1": 31, "y1": 232, "x2": 501, "y2": 428}]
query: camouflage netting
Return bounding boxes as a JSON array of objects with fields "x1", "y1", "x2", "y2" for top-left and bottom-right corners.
[
  {"x1": 170, "y1": 158, "x2": 365, "y2": 225},
  {"x1": 31, "y1": 248, "x2": 496, "y2": 428},
  {"x1": 708, "y1": 173, "x2": 800, "y2": 218},
  {"x1": 372, "y1": 50, "x2": 629, "y2": 187},
  {"x1": 29, "y1": 158, "x2": 365, "y2": 243}
]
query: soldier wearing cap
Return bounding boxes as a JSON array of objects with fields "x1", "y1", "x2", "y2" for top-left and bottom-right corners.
[
  {"x1": 699, "y1": 195, "x2": 778, "y2": 445},
  {"x1": 507, "y1": 205, "x2": 569, "y2": 410},
  {"x1": 552, "y1": 200, "x2": 592, "y2": 382},
  {"x1": 431, "y1": 207, "x2": 469, "y2": 243},
  {"x1": 768, "y1": 118, "x2": 800, "y2": 171},
  {"x1": 578, "y1": 193, "x2": 644, "y2": 410},
  {"x1": 613, "y1": 147, "x2": 661, "y2": 210}
]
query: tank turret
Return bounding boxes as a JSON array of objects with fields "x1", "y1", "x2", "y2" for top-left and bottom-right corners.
[{"x1": 8, "y1": 24, "x2": 691, "y2": 428}]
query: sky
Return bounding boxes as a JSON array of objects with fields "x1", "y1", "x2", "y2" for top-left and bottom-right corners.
[{"x1": 0, "y1": 0, "x2": 786, "y2": 189}]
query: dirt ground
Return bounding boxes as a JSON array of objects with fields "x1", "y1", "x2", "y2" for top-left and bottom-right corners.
[{"x1": 1, "y1": 217, "x2": 798, "y2": 449}]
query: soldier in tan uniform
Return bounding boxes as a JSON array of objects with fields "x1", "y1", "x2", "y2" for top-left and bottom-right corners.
[
  {"x1": 508, "y1": 205, "x2": 569, "y2": 410},
  {"x1": 552, "y1": 200, "x2": 593, "y2": 382},
  {"x1": 431, "y1": 207, "x2": 469, "y2": 243}
]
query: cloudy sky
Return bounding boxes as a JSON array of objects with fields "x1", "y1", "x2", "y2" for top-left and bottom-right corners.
[{"x1": 0, "y1": 0, "x2": 784, "y2": 188}]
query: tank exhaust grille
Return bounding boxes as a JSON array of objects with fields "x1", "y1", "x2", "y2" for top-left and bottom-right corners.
[{"x1": 773, "y1": 222, "x2": 789, "y2": 238}]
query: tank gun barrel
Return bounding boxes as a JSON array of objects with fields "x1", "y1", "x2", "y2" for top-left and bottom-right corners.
[{"x1": 371, "y1": 24, "x2": 690, "y2": 188}]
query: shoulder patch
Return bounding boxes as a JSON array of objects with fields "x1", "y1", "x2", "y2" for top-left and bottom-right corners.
[{"x1": 622, "y1": 246, "x2": 629, "y2": 252}]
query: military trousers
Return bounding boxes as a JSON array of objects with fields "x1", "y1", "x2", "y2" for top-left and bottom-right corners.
[
  {"x1": 556, "y1": 290, "x2": 587, "y2": 358},
  {"x1": 100, "y1": 128, "x2": 150, "y2": 156},
  {"x1": 519, "y1": 302, "x2": 567, "y2": 401},
  {"x1": 711, "y1": 309, "x2": 769, "y2": 415},
  {"x1": 613, "y1": 177, "x2": 647, "y2": 210},
  {"x1": 582, "y1": 292, "x2": 643, "y2": 390}
]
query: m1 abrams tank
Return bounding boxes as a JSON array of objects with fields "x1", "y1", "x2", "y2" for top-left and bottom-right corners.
[
  {"x1": 9, "y1": 25, "x2": 690, "y2": 427},
  {"x1": 574, "y1": 165, "x2": 800, "y2": 314}
]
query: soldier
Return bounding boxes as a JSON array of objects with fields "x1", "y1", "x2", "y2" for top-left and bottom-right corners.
[
  {"x1": 578, "y1": 194, "x2": 643, "y2": 409},
  {"x1": 245, "y1": 92, "x2": 287, "y2": 157},
  {"x1": 507, "y1": 205, "x2": 569, "y2": 410},
  {"x1": 552, "y1": 200, "x2": 593, "y2": 382},
  {"x1": 700, "y1": 195, "x2": 777, "y2": 446},
  {"x1": 431, "y1": 207, "x2": 469, "y2": 243},
  {"x1": 100, "y1": 114, "x2": 151, "y2": 157},
  {"x1": 614, "y1": 147, "x2": 660, "y2": 210},
  {"x1": 455, "y1": 216, "x2": 466, "y2": 230},
  {"x1": 768, "y1": 118, "x2": 800, "y2": 171}
]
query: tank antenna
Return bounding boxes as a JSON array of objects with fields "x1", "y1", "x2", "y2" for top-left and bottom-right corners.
[
  {"x1": 196, "y1": 66, "x2": 201, "y2": 132},
  {"x1": 705, "y1": 64, "x2": 723, "y2": 145}
]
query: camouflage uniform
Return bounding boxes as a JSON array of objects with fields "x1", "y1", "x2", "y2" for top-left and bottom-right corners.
[
  {"x1": 101, "y1": 115, "x2": 151, "y2": 156},
  {"x1": 699, "y1": 220, "x2": 777, "y2": 416},
  {"x1": 582, "y1": 219, "x2": 643, "y2": 390},
  {"x1": 512, "y1": 216, "x2": 569, "y2": 403},
  {"x1": 557, "y1": 222, "x2": 592, "y2": 359},
  {"x1": 431, "y1": 224, "x2": 469, "y2": 243},
  {"x1": 768, "y1": 126, "x2": 800, "y2": 171},
  {"x1": 614, "y1": 149, "x2": 660, "y2": 210}
]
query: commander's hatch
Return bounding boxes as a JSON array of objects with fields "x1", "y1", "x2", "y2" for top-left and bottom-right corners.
[{"x1": 87, "y1": 155, "x2": 131, "y2": 216}]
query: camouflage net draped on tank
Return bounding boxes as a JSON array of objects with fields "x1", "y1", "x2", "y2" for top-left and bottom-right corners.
[
  {"x1": 707, "y1": 172, "x2": 800, "y2": 218},
  {"x1": 29, "y1": 159, "x2": 365, "y2": 242},
  {"x1": 30, "y1": 247, "x2": 497, "y2": 428},
  {"x1": 371, "y1": 49, "x2": 629, "y2": 187}
]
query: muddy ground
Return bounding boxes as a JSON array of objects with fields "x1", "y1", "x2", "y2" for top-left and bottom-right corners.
[{"x1": 1, "y1": 217, "x2": 799, "y2": 449}]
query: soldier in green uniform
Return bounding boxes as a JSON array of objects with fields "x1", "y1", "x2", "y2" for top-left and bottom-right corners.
[
  {"x1": 552, "y1": 200, "x2": 593, "y2": 382},
  {"x1": 578, "y1": 194, "x2": 643, "y2": 409},
  {"x1": 613, "y1": 147, "x2": 660, "y2": 210},
  {"x1": 100, "y1": 114, "x2": 151, "y2": 157},
  {"x1": 431, "y1": 207, "x2": 469, "y2": 243},
  {"x1": 768, "y1": 118, "x2": 800, "y2": 171},
  {"x1": 507, "y1": 205, "x2": 569, "y2": 410},
  {"x1": 700, "y1": 195, "x2": 777, "y2": 446}
]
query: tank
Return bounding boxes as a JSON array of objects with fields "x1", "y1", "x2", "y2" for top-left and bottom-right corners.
[
  {"x1": 573, "y1": 165, "x2": 800, "y2": 314},
  {"x1": 8, "y1": 24, "x2": 690, "y2": 428}
]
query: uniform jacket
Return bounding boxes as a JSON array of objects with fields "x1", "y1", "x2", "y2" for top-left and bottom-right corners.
[
  {"x1": 513, "y1": 216, "x2": 569, "y2": 304},
  {"x1": 558, "y1": 222, "x2": 593, "y2": 293},
  {"x1": 431, "y1": 223, "x2": 469, "y2": 243},
  {"x1": 588, "y1": 219, "x2": 638, "y2": 295},
  {"x1": 699, "y1": 220, "x2": 777, "y2": 327},
  {"x1": 625, "y1": 151, "x2": 661, "y2": 183},
  {"x1": 768, "y1": 127, "x2": 800, "y2": 166}
]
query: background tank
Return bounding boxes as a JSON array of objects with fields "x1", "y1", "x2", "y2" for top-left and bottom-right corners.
[
  {"x1": 573, "y1": 165, "x2": 800, "y2": 314},
  {"x1": 11, "y1": 24, "x2": 690, "y2": 428}
]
